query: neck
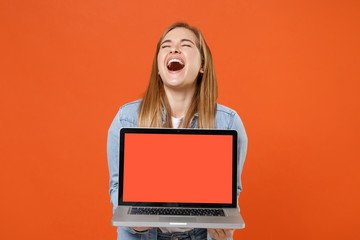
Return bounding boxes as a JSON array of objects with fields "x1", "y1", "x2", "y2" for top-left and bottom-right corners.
[{"x1": 164, "y1": 85, "x2": 195, "y2": 118}]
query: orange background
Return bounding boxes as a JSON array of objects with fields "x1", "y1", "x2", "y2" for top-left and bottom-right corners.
[
  {"x1": 0, "y1": 0, "x2": 359, "y2": 239},
  {"x1": 123, "y1": 134, "x2": 232, "y2": 203}
]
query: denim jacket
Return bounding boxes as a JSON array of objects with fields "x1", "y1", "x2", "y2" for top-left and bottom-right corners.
[{"x1": 107, "y1": 99, "x2": 248, "y2": 240}]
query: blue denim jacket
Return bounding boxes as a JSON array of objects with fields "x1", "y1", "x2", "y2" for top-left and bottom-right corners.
[{"x1": 107, "y1": 99, "x2": 248, "y2": 240}]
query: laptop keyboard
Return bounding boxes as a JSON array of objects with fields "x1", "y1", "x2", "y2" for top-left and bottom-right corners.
[{"x1": 130, "y1": 207, "x2": 225, "y2": 216}]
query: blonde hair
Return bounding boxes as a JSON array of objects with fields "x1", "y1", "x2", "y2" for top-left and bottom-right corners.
[{"x1": 138, "y1": 22, "x2": 218, "y2": 128}]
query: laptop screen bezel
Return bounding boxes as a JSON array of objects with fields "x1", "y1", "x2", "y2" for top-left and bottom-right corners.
[{"x1": 118, "y1": 128, "x2": 238, "y2": 208}]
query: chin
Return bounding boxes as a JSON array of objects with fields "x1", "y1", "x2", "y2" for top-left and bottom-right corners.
[{"x1": 164, "y1": 81, "x2": 183, "y2": 88}]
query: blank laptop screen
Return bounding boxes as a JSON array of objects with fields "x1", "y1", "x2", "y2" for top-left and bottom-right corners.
[{"x1": 122, "y1": 133, "x2": 233, "y2": 204}]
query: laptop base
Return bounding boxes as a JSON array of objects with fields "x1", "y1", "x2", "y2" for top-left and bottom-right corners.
[{"x1": 112, "y1": 206, "x2": 245, "y2": 229}]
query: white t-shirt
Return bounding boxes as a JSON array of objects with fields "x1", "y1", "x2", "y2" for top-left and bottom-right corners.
[
  {"x1": 159, "y1": 116, "x2": 194, "y2": 234},
  {"x1": 171, "y1": 116, "x2": 183, "y2": 128}
]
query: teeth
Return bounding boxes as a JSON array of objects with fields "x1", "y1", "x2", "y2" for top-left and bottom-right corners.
[{"x1": 167, "y1": 58, "x2": 184, "y2": 66}]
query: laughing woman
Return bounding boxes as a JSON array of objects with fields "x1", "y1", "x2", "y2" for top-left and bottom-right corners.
[{"x1": 107, "y1": 22, "x2": 248, "y2": 240}]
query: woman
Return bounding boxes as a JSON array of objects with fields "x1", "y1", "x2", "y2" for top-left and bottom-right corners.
[{"x1": 107, "y1": 22, "x2": 248, "y2": 240}]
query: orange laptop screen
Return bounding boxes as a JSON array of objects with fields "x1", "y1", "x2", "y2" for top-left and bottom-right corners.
[{"x1": 122, "y1": 132, "x2": 234, "y2": 204}]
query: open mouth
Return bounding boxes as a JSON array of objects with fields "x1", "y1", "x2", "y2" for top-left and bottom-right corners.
[{"x1": 167, "y1": 58, "x2": 185, "y2": 72}]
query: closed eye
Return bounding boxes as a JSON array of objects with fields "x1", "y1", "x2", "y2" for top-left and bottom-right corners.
[
  {"x1": 161, "y1": 45, "x2": 170, "y2": 48},
  {"x1": 182, "y1": 45, "x2": 191, "y2": 47}
]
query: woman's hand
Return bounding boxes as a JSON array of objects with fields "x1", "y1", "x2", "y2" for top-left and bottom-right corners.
[
  {"x1": 131, "y1": 227, "x2": 153, "y2": 232},
  {"x1": 207, "y1": 228, "x2": 235, "y2": 240}
]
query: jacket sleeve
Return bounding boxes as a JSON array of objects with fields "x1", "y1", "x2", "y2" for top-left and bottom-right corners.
[
  {"x1": 107, "y1": 109, "x2": 122, "y2": 214},
  {"x1": 229, "y1": 112, "x2": 248, "y2": 208}
]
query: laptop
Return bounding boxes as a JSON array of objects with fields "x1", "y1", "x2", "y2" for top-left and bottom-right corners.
[{"x1": 111, "y1": 128, "x2": 245, "y2": 229}]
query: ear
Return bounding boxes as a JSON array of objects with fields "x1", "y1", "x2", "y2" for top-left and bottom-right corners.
[{"x1": 199, "y1": 67, "x2": 204, "y2": 73}]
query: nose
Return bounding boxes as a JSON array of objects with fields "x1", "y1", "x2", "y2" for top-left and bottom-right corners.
[{"x1": 170, "y1": 44, "x2": 181, "y2": 53}]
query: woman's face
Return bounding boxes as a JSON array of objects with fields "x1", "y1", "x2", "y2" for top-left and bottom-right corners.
[{"x1": 157, "y1": 27, "x2": 203, "y2": 90}]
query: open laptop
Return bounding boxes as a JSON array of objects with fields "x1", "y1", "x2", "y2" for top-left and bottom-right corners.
[{"x1": 111, "y1": 128, "x2": 245, "y2": 229}]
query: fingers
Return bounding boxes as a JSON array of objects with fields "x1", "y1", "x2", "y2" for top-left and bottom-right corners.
[
  {"x1": 207, "y1": 228, "x2": 235, "y2": 240},
  {"x1": 207, "y1": 229, "x2": 220, "y2": 239},
  {"x1": 132, "y1": 227, "x2": 153, "y2": 232}
]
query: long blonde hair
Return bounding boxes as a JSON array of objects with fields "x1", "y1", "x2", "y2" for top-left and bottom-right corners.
[{"x1": 138, "y1": 22, "x2": 218, "y2": 128}]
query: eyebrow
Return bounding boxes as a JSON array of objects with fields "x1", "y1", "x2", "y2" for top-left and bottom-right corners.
[{"x1": 161, "y1": 39, "x2": 195, "y2": 46}]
